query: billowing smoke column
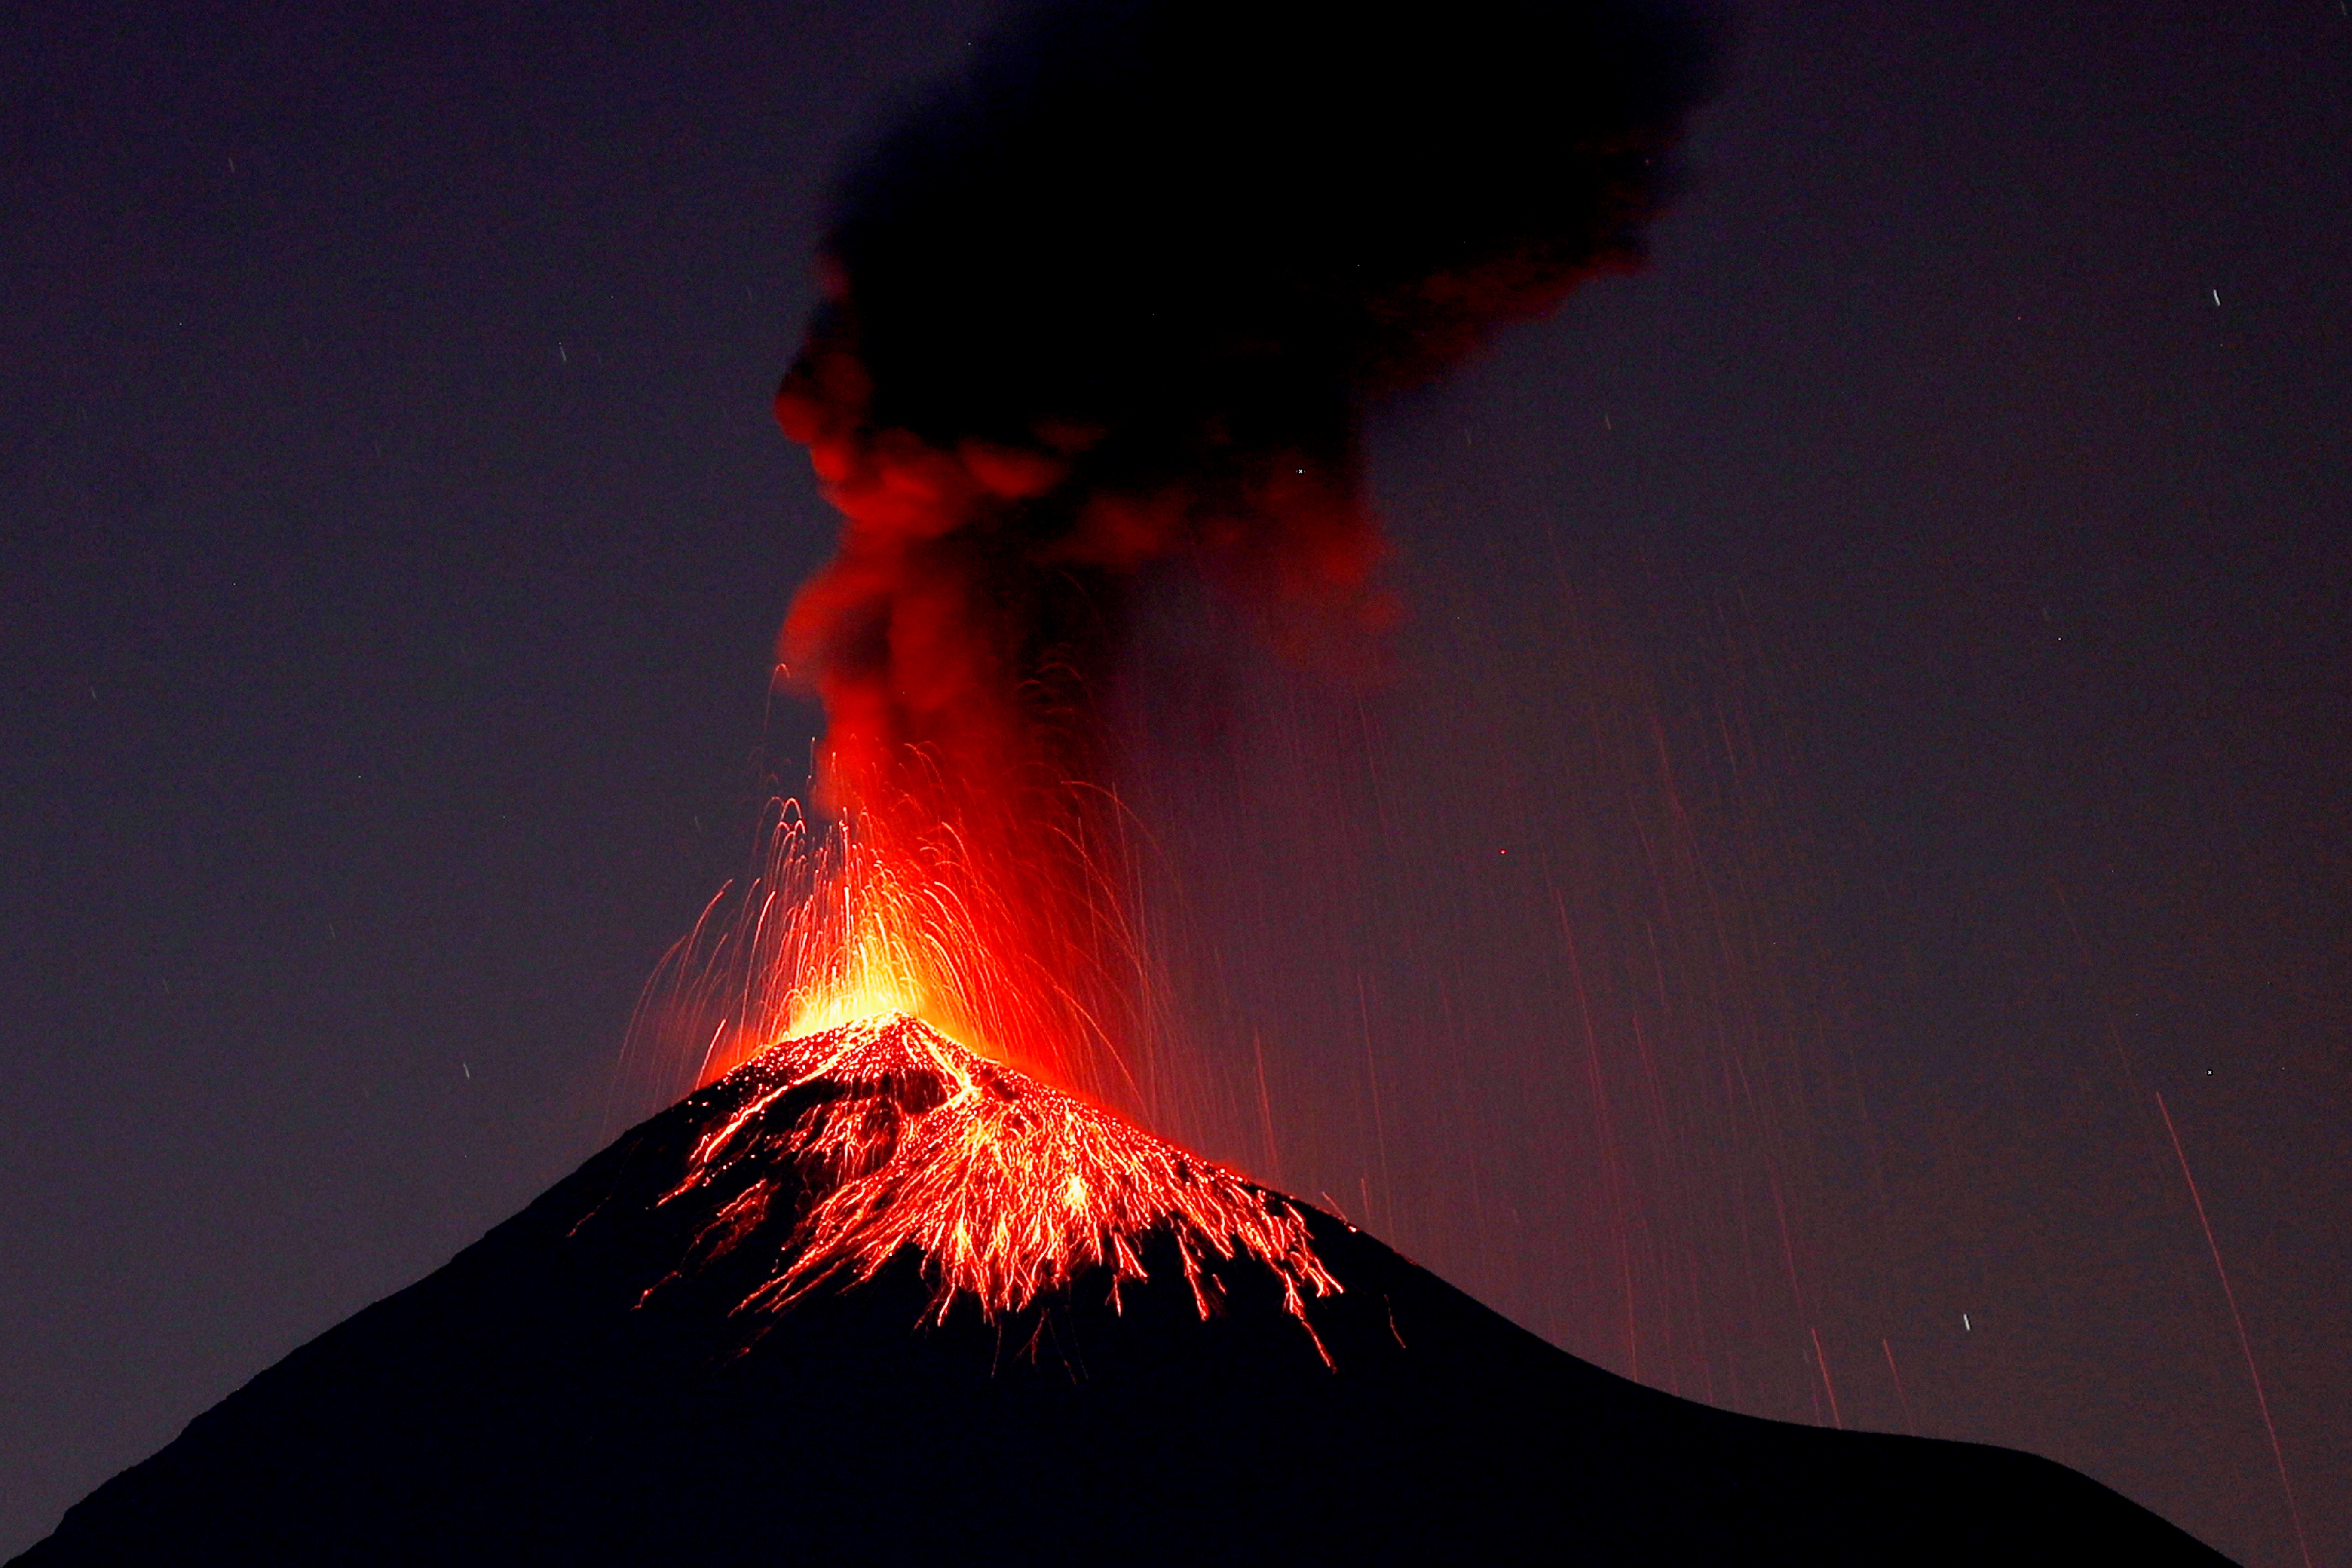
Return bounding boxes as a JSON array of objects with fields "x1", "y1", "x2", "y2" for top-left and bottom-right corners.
[{"x1": 772, "y1": 0, "x2": 1717, "y2": 1096}]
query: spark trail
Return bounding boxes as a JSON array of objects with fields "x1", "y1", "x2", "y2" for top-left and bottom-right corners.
[{"x1": 2155, "y1": 1090, "x2": 2311, "y2": 1568}]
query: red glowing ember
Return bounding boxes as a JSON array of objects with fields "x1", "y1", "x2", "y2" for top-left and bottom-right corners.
[{"x1": 647, "y1": 1011, "x2": 1339, "y2": 1347}]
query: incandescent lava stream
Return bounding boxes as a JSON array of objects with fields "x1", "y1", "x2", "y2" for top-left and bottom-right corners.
[{"x1": 16, "y1": 1014, "x2": 2228, "y2": 1565}]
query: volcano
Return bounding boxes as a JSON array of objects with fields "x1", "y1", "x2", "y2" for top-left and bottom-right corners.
[{"x1": 17, "y1": 1015, "x2": 2226, "y2": 1565}]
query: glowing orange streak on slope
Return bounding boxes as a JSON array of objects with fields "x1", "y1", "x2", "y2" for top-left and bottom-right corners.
[{"x1": 656, "y1": 1013, "x2": 1339, "y2": 1353}]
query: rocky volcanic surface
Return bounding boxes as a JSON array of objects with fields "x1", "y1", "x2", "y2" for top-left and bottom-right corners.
[{"x1": 16, "y1": 1016, "x2": 2230, "y2": 1565}]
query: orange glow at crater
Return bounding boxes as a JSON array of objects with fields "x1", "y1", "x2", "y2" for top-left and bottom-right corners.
[{"x1": 627, "y1": 799, "x2": 1151, "y2": 1106}]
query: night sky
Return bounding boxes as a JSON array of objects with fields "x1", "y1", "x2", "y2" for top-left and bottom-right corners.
[{"x1": 4, "y1": 2, "x2": 2347, "y2": 1563}]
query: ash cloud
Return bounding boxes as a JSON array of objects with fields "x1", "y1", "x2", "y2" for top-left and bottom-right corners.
[{"x1": 771, "y1": 0, "x2": 1717, "y2": 1088}]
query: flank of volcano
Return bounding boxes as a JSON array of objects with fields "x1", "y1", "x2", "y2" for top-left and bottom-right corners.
[{"x1": 17, "y1": 1013, "x2": 2230, "y2": 1566}]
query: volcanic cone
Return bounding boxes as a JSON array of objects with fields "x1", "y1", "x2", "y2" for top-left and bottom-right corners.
[{"x1": 15, "y1": 1016, "x2": 2229, "y2": 1565}]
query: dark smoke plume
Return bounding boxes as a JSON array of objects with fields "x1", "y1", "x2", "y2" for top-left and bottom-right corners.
[{"x1": 772, "y1": 0, "x2": 1717, "y2": 1091}]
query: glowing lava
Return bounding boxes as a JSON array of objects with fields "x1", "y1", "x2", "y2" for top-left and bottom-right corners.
[
  {"x1": 650, "y1": 1011, "x2": 1339, "y2": 1347},
  {"x1": 625, "y1": 801, "x2": 1152, "y2": 1110}
]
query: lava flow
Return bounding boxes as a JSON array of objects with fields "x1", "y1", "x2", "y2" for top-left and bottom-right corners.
[{"x1": 646, "y1": 1011, "x2": 1340, "y2": 1346}]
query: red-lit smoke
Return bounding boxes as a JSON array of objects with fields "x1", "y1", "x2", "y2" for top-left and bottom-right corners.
[{"x1": 771, "y1": 0, "x2": 1716, "y2": 1095}]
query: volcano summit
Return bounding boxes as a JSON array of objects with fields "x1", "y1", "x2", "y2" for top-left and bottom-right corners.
[{"x1": 18, "y1": 1015, "x2": 2225, "y2": 1565}]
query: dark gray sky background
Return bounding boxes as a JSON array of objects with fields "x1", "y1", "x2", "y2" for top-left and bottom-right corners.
[{"x1": 4, "y1": 3, "x2": 2346, "y2": 1563}]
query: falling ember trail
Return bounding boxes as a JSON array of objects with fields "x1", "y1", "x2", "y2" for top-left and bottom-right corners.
[
  {"x1": 1808, "y1": 1325, "x2": 1842, "y2": 1430},
  {"x1": 1251, "y1": 1029, "x2": 1283, "y2": 1189},
  {"x1": 1881, "y1": 1336, "x2": 1916, "y2": 1436},
  {"x1": 1556, "y1": 893, "x2": 1641, "y2": 1380},
  {"x1": 2154, "y1": 1091, "x2": 2312, "y2": 1568}
]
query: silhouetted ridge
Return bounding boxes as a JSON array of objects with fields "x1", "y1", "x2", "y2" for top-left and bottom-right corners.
[{"x1": 17, "y1": 1015, "x2": 2230, "y2": 1565}]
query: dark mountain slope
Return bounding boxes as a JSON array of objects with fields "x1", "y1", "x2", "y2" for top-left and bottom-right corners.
[{"x1": 17, "y1": 1016, "x2": 2228, "y2": 1565}]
